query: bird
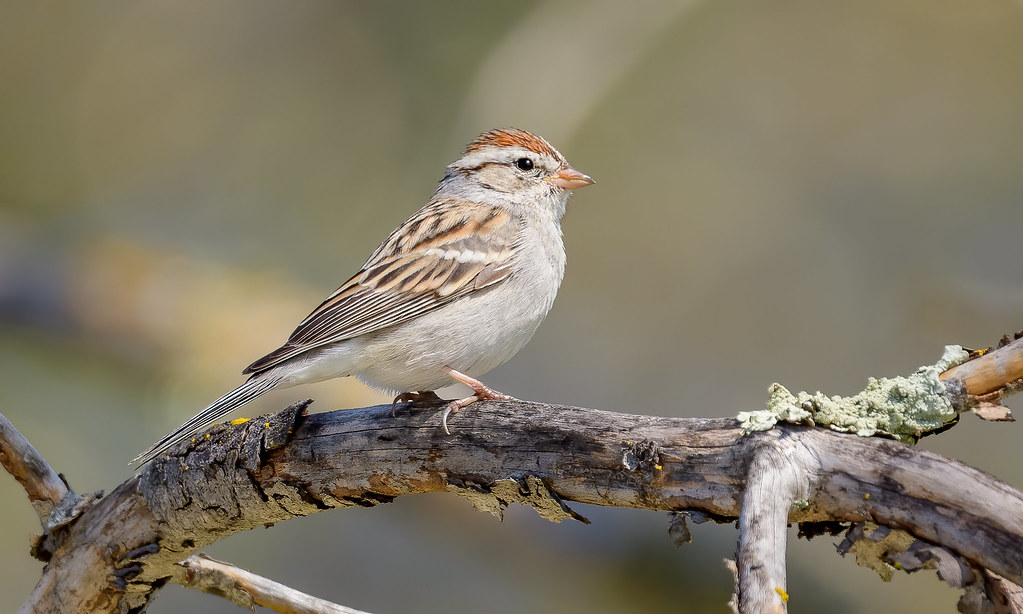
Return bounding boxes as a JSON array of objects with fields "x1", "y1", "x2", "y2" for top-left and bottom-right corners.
[{"x1": 132, "y1": 128, "x2": 593, "y2": 465}]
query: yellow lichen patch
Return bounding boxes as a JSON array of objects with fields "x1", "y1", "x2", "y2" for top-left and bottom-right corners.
[
  {"x1": 775, "y1": 587, "x2": 789, "y2": 603},
  {"x1": 230, "y1": 418, "x2": 250, "y2": 425}
]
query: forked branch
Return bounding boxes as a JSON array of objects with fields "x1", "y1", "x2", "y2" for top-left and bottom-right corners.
[{"x1": 8, "y1": 332, "x2": 1023, "y2": 613}]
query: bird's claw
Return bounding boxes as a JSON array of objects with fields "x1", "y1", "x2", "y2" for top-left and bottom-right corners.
[
  {"x1": 441, "y1": 400, "x2": 471, "y2": 435},
  {"x1": 391, "y1": 390, "x2": 443, "y2": 417}
]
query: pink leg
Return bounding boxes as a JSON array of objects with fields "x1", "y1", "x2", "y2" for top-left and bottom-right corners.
[{"x1": 439, "y1": 366, "x2": 517, "y2": 434}]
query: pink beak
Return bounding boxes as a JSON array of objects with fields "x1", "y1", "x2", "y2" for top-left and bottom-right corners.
[{"x1": 547, "y1": 165, "x2": 595, "y2": 190}]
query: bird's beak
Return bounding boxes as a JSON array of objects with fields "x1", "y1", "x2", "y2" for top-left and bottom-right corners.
[{"x1": 546, "y1": 165, "x2": 595, "y2": 190}]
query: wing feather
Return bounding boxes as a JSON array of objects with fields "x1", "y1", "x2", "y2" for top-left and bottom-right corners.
[{"x1": 242, "y1": 198, "x2": 520, "y2": 374}]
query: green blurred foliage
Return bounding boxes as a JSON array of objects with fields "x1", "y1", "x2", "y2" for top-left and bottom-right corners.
[{"x1": 1, "y1": 1, "x2": 1021, "y2": 612}]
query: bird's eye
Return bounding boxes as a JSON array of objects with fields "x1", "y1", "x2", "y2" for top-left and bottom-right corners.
[{"x1": 515, "y1": 158, "x2": 534, "y2": 172}]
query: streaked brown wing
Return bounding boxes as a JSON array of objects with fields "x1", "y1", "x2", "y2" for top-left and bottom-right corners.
[{"x1": 242, "y1": 198, "x2": 520, "y2": 374}]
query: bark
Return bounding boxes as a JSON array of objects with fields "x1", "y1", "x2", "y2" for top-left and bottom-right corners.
[
  {"x1": 11, "y1": 396, "x2": 1021, "y2": 613},
  {"x1": 9, "y1": 333, "x2": 1023, "y2": 613},
  {"x1": 177, "y1": 553, "x2": 370, "y2": 614}
]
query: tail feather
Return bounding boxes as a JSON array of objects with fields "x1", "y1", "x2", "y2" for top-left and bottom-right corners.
[{"x1": 131, "y1": 374, "x2": 283, "y2": 465}]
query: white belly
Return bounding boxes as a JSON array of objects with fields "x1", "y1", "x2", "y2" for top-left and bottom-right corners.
[{"x1": 348, "y1": 270, "x2": 558, "y2": 392}]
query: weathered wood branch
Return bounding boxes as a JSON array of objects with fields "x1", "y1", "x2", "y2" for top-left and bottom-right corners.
[
  {"x1": 15, "y1": 399, "x2": 1021, "y2": 613},
  {"x1": 942, "y1": 334, "x2": 1023, "y2": 421},
  {"x1": 177, "y1": 553, "x2": 368, "y2": 613},
  {"x1": 0, "y1": 412, "x2": 71, "y2": 525},
  {"x1": 736, "y1": 435, "x2": 813, "y2": 613},
  {"x1": 942, "y1": 334, "x2": 1023, "y2": 398},
  {"x1": 12, "y1": 333, "x2": 1023, "y2": 613}
]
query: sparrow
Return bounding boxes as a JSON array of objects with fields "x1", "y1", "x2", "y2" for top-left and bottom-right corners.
[{"x1": 133, "y1": 128, "x2": 593, "y2": 464}]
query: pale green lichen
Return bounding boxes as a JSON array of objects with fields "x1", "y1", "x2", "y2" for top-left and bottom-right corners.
[
  {"x1": 737, "y1": 345, "x2": 969, "y2": 443},
  {"x1": 846, "y1": 522, "x2": 918, "y2": 582}
]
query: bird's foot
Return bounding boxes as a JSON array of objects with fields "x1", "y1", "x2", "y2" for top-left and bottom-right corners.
[
  {"x1": 391, "y1": 390, "x2": 443, "y2": 417},
  {"x1": 439, "y1": 366, "x2": 518, "y2": 434}
]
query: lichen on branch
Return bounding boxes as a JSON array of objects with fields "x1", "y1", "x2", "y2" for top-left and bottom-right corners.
[{"x1": 737, "y1": 345, "x2": 969, "y2": 443}]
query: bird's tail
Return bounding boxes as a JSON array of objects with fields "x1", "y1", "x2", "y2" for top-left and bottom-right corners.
[{"x1": 131, "y1": 374, "x2": 283, "y2": 466}]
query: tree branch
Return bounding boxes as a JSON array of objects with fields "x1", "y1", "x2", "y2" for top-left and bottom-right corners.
[
  {"x1": 735, "y1": 435, "x2": 813, "y2": 612},
  {"x1": 0, "y1": 413, "x2": 70, "y2": 525},
  {"x1": 941, "y1": 334, "x2": 1023, "y2": 397},
  {"x1": 11, "y1": 333, "x2": 1023, "y2": 613},
  {"x1": 942, "y1": 333, "x2": 1023, "y2": 421},
  {"x1": 177, "y1": 553, "x2": 369, "y2": 614},
  {"x1": 14, "y1": 397, "x2": 1020, "y2": 613}
]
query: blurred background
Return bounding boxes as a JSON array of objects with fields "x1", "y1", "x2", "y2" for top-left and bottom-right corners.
[{"x1": 2, "y1": 1, "x2": 1022, "y2": 612}]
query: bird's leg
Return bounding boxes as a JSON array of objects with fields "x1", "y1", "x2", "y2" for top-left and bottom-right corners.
[
  {"x1": 442, "y1": 366, "x2": 517, "y2": 401},
  {"x1": 391, "y1": 390, "x2": 443, "y2": 417},
  {"x1": 439, "y1": 366, "x2": 518, "y2": 434}
]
